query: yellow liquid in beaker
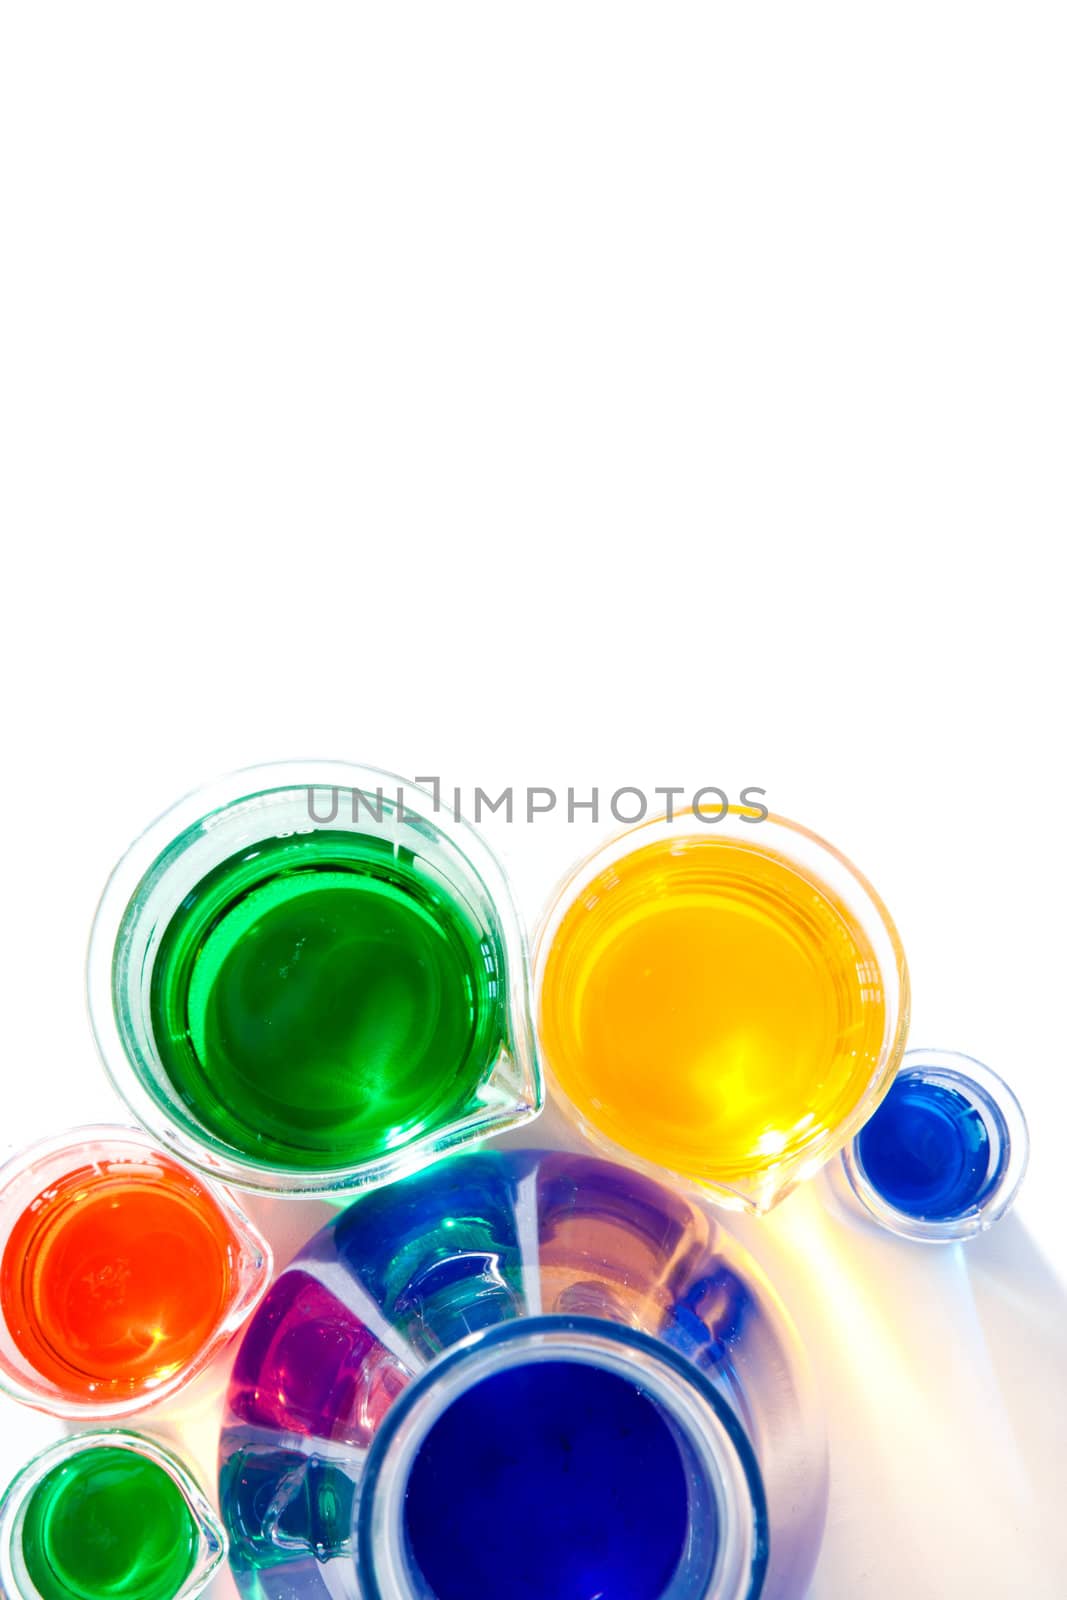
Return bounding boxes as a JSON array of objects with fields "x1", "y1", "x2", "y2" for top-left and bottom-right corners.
[{"x1": 539, "y1": 835, "x2": 888, "y2": 1199}]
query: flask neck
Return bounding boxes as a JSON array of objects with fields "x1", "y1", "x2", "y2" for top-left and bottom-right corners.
[{"x1": 357, "y1": 1314, "x2": 768, "y2": 1600}]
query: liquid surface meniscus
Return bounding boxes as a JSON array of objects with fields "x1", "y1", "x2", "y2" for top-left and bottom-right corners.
[
  {"x1": 540, "y1": 836, "x2": 888, "y2": 1194},
  {"x1": 148, "y1": 832, "x2": 506, "y2": 1171},
  {"x1": 402, "y1": 1359, "x2": 692, "y2": 1600},
  {"x1": 20, "y1": 1447, "x2": 198, "y2": 1600},
  {"x1": 856, "y1": 1076, "x2": 993, "y2": 1220},
  {"x1": 0, "y1": 1155, "x2": 234, "y2": 1400}
]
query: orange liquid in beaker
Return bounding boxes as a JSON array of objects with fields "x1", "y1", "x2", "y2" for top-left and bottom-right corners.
[
  {"x1": 1, "y1": 1154, "x2": 234, "y2": 1401},
  {"x1": 539, "y1": 835, "x2": 889, "y2": 1199}
]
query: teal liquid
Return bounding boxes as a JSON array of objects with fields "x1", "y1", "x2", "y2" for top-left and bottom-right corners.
[
  {"x1": 21, "y1": 1448, "x2": 198, "y2": 1600},
  {"x1": 148, "y1": 832, "x2": 506, "y2": 1170}
]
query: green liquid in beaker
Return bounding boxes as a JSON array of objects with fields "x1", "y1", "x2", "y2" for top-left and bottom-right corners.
[
  {"x1": 149, "y1": 832, "x2": 506, "y2": 1171},
  {"x1": 21, "y1": 1448, "x2": 197, "y2": 1600}
]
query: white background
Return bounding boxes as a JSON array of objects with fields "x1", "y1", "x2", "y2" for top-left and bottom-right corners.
[{"x1": 1, "y1": 6, "x2": 1064, "y2": 1597}]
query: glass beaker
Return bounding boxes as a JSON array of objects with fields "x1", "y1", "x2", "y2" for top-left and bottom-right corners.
[
  {"x1": 88, "y1": 761, "x2": 542, "y2": 1197},
  {"x1": 536, "y1": 806, "x2": 909, "y2": 1212}
]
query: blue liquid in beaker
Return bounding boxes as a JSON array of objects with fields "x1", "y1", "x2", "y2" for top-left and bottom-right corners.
[{"x1": 857, "y1": 1077, "x2": 993, "y2": 1221}]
